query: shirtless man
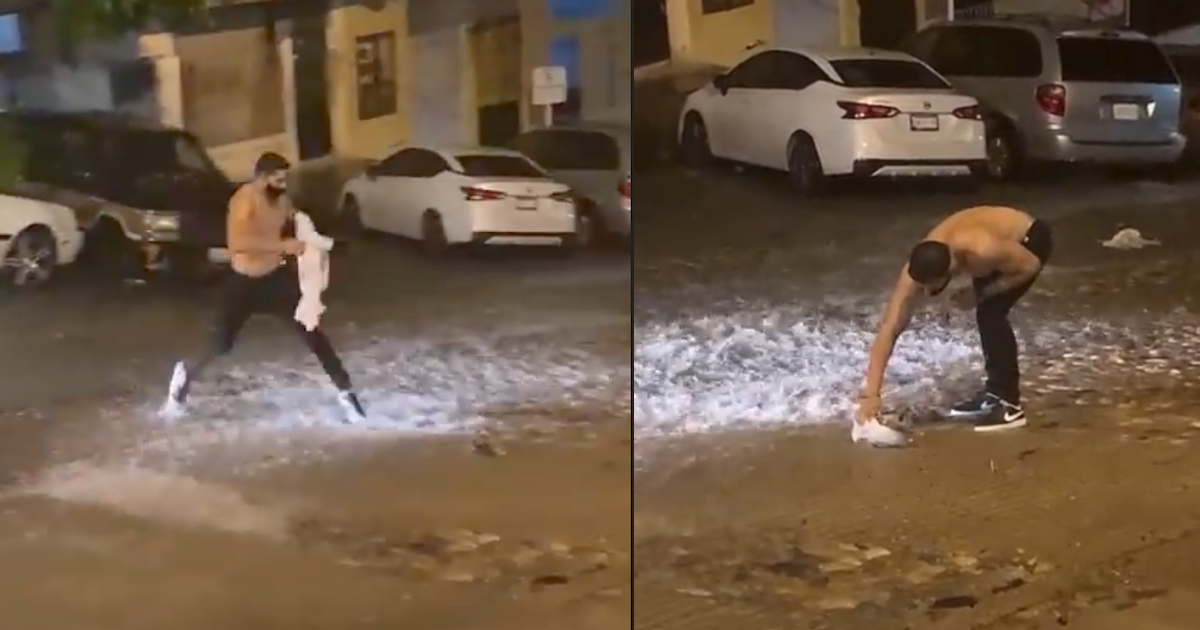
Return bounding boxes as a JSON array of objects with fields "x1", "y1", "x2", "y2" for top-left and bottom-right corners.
[
  {"x1": 852, "y1": 206, "x2": 1053, "y2": 446},
  {"x1": 161, "y1": 152, "x2": 367, "y2": 423}
]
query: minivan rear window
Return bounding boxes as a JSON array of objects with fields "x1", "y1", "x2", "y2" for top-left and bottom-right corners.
[
  {"x1": 513, "y1": 129, "x2": 620, "y2": 170},
  {"x1": 1057, "y1": 37, "x2": 1178, "y2": 84},
  {"x1": 831, "y1": 59, "x2": 950, "y2": 90}
]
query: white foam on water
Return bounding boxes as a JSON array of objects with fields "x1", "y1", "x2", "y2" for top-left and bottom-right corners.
[
  {"x1": 634, "y1": 308, "x2": 982, "y2": 436},
  {"x1": 22, "y1": 463, "x2": 290, "y2": 539}
]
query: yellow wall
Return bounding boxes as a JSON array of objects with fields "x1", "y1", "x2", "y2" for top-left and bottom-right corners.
[
  {"x1": 667, "y1": 0, "x2": 775, "y2": 67},
  {"x1": 326, "y1": 0, "x2": 412, "y2": 160}
]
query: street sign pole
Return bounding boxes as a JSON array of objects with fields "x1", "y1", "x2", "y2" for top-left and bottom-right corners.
[{"x1": 531, "y1": 65, "x2": 568, "y2": 129}]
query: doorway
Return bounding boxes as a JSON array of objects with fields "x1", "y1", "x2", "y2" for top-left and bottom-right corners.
[
  {"x1": 469, "y1": 16, "x2": 521, "y2": 146},
  {"x1": 633, "y1": 0, "x2": 670, "y2": 67},
  {"x1": 291, "y1": 5, "x2": 333, "y2": 160},
  {"x1": 858, "y1": 0, "x2": 917, "y2": 50}
]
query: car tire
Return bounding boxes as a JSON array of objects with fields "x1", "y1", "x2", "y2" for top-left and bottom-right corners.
[
  {"x1": 787, "y1": 134, "x2": 825, "y2": 196},
  {"x1": 680, "y1": 114, "x2": 713, "y2": 168},
  {"x1": 86, "y1": 218, "x2": 141, "y2": 279},
  {"x1": 340, "y1": 196, "x2": 364, "y2": 240},
  {"x1": 421, "y1": 211, "x2": 450, "y2": 257},
  {"x1": 5, "y1": 226, "x2": 57, "y2": 290},
  {"x1": 984, "y1": 125, "x2": 1019, "y2": 181}
]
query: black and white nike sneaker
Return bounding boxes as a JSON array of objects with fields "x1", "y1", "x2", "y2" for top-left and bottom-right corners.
[
  {"x1": 973, "y1": 398, "x2": 1027, "y2": 432},
  {"x1": 946, "y1": 391, "x2": 1000, "y2": 420}
]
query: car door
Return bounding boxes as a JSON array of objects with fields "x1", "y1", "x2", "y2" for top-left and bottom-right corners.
[
  {"x1": 363, "y1": 148, "x2": 421, "y2": 236},
  {"x1": 713, "y1": 52, "x2": 775, "y2": 163},
  {"x1": 397, "y1": 149, "x2": 452, "y2": 237},
  {"x1": 745, "y1": 51, "x2": 830, "y2": 169}
]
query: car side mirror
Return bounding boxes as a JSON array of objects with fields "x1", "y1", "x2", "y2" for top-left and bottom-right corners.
[{"x1": 713, "y1": 74, "x2": 729, "y2": 94}]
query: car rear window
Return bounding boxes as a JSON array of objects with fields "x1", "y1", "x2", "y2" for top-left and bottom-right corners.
[
  {"x1": 831, "y1": 59, "x2": 949, "y2": 89},
  {"x1": 455, "y1": 154, "x2": 543, "y2": 178},
  {"x1": 512, "y1": 129, "x2": 620, "y2": 170},
  {"x1": 1057, "y1": 37, "x2": 1178, "y2": 84}
]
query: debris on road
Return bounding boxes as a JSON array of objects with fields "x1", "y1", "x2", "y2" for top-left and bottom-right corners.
[{"x1": 1101, "y1": 227, "x2": 1160, "y2": 250}]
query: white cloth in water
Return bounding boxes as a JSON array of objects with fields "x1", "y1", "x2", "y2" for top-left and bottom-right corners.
[{"x1": 293, "y1": 210, "x2": 334, "y2": 331}]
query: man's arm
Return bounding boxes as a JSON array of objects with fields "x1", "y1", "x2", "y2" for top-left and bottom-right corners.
[
  {"x1": 975, "y1": 239, "x2": 1041, "y2": 300},
  {"x1": 226, "y1": 193, "x2": 283, "y2": 255},
  {"x1": 862, "y1": 267, "x2": 921, "y2": 398}
]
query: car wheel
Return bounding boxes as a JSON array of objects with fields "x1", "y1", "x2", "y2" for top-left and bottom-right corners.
[
  {"x1": 680, "y1": 114, "x2": 713, "y2": 168},
  {"x1": 5, "y1": 227, "x2": 57, "y2": 289},
  {"x1": 787, "y1": 134, "x2": 825, "y2": 196},
  {"x1": 421, "y1": 211, "x2": 449, "y2": 257},
  {"x1": 985, "y1": 127, "x2": 1018, "y2": 181},
  {"x1": 573, "y1": 199, "x2": 605, "y2": 250},
  {"x1": 340, "y1": 196, "x2": 364, "y2": 240}
]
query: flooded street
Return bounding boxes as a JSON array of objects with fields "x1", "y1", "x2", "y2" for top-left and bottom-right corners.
[
  {"x1": 633, "y1": 163, "x2": 1200, "y2": 629},
  {"x1": 0, "y1": 241, "x2": 632, "y2": 629}
]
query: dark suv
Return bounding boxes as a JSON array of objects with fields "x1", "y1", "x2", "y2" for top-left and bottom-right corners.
[{"x1": 2, "y1": 110, "x2": 233, "y2": 275}]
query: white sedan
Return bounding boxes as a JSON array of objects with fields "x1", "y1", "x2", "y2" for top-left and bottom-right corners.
[
  {"x1": 678, "y1": 46, "x2": 986, "y2": 194},
  {"x1": 0, "y1": 193, "x2": 84, "y2": 289},
  {"x1": 339, "y1": 145, "x2": 579, "y2": 252}
]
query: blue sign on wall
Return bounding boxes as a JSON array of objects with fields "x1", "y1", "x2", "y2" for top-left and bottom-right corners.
[{"x1": 549, "y1": 0, "x2": 617, "y2": 21}]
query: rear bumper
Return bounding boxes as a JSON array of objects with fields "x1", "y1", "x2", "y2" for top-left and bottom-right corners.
[
  {"x1": 470, "y1": 231, "x2": 574, "y2": 246},
  {"x1": 1027, "y1": 132, "x2": 1186, "y2": 164},
  {"x1": 852, "y1": 159, "x2": 986, "y2": 178}
]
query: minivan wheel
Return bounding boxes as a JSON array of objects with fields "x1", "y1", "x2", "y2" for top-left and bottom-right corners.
[
  {"x1": 680, "y1": 115, "x2": 713, "y2": 167},
  {"x1": 985, "y1": 129, "x2": 1017, "y2": 180},
  {"x1": 787, "y1": 135, "x2": 825, "y2": 195}
]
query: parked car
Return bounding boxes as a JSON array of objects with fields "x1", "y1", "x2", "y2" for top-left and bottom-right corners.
[
  {"x1": 902, "y1": 15, "x2": 1184, "y2": 179},
  {"x1": 678, "y1": 46, "x2": 986, "y2": 194},
  {"x1": 338, "y1": 145, "x2": 578, "y2": 253},
  {"x1": 0, "y1": 193, "x2": 84, "y2": 289},
  {"x1": 1, "y1": 110, "x2": 233, "y2": 277},
  {"x1": 619, "y1": 173, "x2": 630, "y2": 217},
  {"x1": 511, "y1": 124, "x2": 630, "y2": 245}
]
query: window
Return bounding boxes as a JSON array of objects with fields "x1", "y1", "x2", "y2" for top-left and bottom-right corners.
[
  {"x1": 726, "y1": 52, "x2": 775, "y2": 88},
  {"x1": 0, "y1": 13, "x2": 23, "y2": 55},
  {"x1": 356, "y1": 32, "x2": 397, "y2": 120},
  {"x1": 930, "y1": 26, "x2": 1042, "y2": 78},
  {"x1": 455, "y1": 154, "x2": 543, "y2": 178},
  {"x1": 767, "y1": 52, "x2": 829, "y2": 90},
  {"x1": 1057, "y1": 37, "x2": 1177, "y2": 85},
  {"x1": 512, "y1": 129, "x2": 620, "y2": 170},
  {"x1": 375, "y1": 148, "x2": 447, "y2": 177},
  {"x1": 831, "y1": 59, "x2": 949, "y2": 89},
  {"x1": 109, "y1": 58, "x2": 157, "y2": 107},
  {"x1": 701, "y1": 0, "x2": 753, "y2": 15}
]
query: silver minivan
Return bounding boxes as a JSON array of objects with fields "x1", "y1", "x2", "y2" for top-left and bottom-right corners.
[{"x1": 904, "y1": 15, "x2": 1184, "y2": 179}]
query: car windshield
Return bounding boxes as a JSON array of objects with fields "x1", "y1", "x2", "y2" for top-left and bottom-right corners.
[
  {"x1": 831, "y1": 58, "x2": 950, "y2": 89},
  {"x1": 455, "y1": 154, "x2": 544, "y2": 178},
  {"x1": 511, "y1": 129, "x2": 620, "y2": 170},
  {"x1": 1057, "y1": 37, "x2": 1177, "y2": 84}
]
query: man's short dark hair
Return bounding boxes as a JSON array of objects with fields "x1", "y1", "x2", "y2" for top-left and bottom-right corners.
[
  {"x1": 254, "y1": 152, "x2": 290, "y2": 177},
  {"x1": 907, "y1": 240, "x2": 952, "y2": 284}
]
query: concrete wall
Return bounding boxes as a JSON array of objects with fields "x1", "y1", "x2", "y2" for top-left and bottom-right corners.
[
  {"x1": 327, "y1": 0, "x2": 413, "y2": 160},
  {"x1": 665, "y1": 0, "x2": 775, "y2": 66}
]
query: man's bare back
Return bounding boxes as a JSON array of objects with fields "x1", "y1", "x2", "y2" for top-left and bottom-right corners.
[{"x1": 924, "y1": 206, "x2": 1037, "y2": 281}]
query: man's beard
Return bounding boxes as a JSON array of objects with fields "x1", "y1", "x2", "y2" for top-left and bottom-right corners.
[{"x1": 264, "y1": 185, "x2": 286, "y2": 200}]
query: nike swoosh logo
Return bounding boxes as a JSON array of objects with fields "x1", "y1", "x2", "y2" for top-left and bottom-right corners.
[{"x1": 1004, "y1": 411, "x2": 1023, "y2": 422}]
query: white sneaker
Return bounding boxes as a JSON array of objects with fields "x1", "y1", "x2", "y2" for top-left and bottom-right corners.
[
  {"x1": 338, "y1": 391, "x2": 367, "y2": 424},
  {"x1": 850, "y1": 419, "x2": 909, "y2": 448},
  {"x1": 160, "y1": 361, "x2": 189, "y2": 419}
]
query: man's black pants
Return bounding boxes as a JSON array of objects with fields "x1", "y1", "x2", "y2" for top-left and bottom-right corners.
[
  {"x1": 200, "y1": 263, "x2": 351, "y2": 391},
  {"x1": 972, "y1": 219, "x2": 1053, "y2": 404}
]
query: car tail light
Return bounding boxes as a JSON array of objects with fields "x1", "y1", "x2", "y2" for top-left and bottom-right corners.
[
  {"x1": 618, "y1": 176, "x2": 630, "y2": 198},
  {"x1": 836, "y1": 101, "x2": 899, "y2": 120},
  {"x1": 549, "y1": 191, "x2": 574, "y2": 203},
  {"x1": 952, "y1": 105, "x2": 982, "y2": 120},
  {"x1": 462, "y1": 186, "x2": 506, "y2": 201},
  {"x1": 1035, "y1": 84, "x2": 1066, "y2": 116}
]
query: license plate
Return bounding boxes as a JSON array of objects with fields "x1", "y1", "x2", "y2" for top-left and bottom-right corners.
[
  {"x1": 1112, "y1": 103, "x2": 1141, "y2": 120},
  {"x1": 909, "y1": 114, "x2": 939, "y2": 131},
  {"x1": 516, "y1": 197, "x2": 537, "y2": 210}
]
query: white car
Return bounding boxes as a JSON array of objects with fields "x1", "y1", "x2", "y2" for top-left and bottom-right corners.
[
  {"x1": 0, "y1": 193, "x2": 83, "y2": 289},
  {"x1": 339, "y1": 145, "x2": 578, "y2": 252},
  {"x1": 678, "y1": 46, "x2": 987, "y2": 193}
]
